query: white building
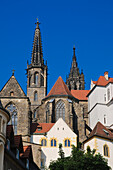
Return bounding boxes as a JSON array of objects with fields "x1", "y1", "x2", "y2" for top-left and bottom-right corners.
[
  {"x1": 87, "y1": 71, "x2": 113, "y2": 129},
  {"x1": 84, "y1": 121, "x2": 113, "y2": 169},
  {"x1": 31, "y1": 118, "x2": 77, "y2": 169}
]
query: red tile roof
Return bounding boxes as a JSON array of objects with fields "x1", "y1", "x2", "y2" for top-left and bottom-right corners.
[
  {"x1": 14, "y1": 135, "x2": 23, "y2": 152},
  {"x1": 47, "y1": 76, "x2": 73, "y2": 98},
  {"x1": 89, "y1": 122, "x2": 113, "y2": 140},
  {"x1": 31, "y1": 122, "x2": 55, "y2": 134},
  {"x1": 20, "y1": 145, "x2": 32, "y2": 159},
  {"x1": 71, "y1": 90, "x2": 90, "y2": 101},
  {"x1": 92, "y1": 76, "x2": 113, "y2": 87},
  {"x1": 6, "y1": 125, "x2": 14, "y2": 138}
]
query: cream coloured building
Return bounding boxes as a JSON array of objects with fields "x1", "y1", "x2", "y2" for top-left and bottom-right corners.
[
  {"x1": 84, "y1": 121, "x2": 113, "y2": 169},
  {"x1": 31, "y1": 118, "x2": 77, "y2": 169}
]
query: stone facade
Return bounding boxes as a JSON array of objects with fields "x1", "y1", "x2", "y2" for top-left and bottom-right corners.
[
  {"x1": 66, "y1": 46, "x2": 85, "y2": 90},
  {"x1": 27, "y1": 20, "x2": 47, "y2": 116},
  {"x1": 0, "y1": 75, "x2": 31, "y2": 142}
]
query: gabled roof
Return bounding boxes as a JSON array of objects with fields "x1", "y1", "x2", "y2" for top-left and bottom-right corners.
[
  {"x1": 92, "y1": 76, "x2": 113, "y2": 87},
  {"x1": 0, "y1": 75, "x2": 26, "y2": 97},
  {"x1": 84, "y1": 122, "x2": 113, "y2": 143},
  {"x1": 71, "y1": 90, "x2": 90, "y2": 101},
  {"x1": 14, "y1": 135, "x2": 23, "y2": 153},
  {"x1": 46, "y1": 76, "x2": 73, "y2": 98},
  {"x1": 31, "y1": 122, "x2": 55, "y2": 134},
  {"x1": 20, "y1": 145, "x2": 33, "y2": 160}
]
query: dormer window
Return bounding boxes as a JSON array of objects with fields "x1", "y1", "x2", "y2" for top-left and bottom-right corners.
[
  {"x1": 16, "y1": 149, "x2": 19, "y2": 159},
  {"x1": 103, "y1": 129, "x2": 109, "y2": 136}
]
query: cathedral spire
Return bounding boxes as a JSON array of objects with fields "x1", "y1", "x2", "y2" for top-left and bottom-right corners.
[
  {"x1": 66, "y1": 46, "x2": 85, "y2": 90},
  {"x1": 72, "y1": 45, "x2": 77, "y2": 68},
  {"x1": 31, "y1": 19, "x2": 43, "y2": 66}
]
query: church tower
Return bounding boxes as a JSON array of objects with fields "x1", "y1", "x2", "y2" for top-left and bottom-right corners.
[
  {"x1": 66, "y1": 46, "x2": 85, "y2": 90},
  {"x1": 27, "y1": 20, "x2": 47, "y2": 115}
]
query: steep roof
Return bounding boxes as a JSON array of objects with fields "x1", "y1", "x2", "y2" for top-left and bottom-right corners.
[
  {"x1": 71, "y1": 90, "x2": 90, "y2": 101},
  {"x1": 20, "y1": 145, "x2": 32, "y2": 160},
  {"x1": 46, "y1": 76, "x2": 73, "y2": 98},
  {"x1": 31, "y1": 122, "x2": 55, "y2": 134},
  {"x1": 0, "y1": 74, "x2": 26, "y2": 97},
  {"x1": 92, "y1": 76, "x2": 113, "y2": 87},
  {"x1": 84, "y1": 122, "x2": 113, "y2": 143},
  {"x1": 14, "y1": 135, "x2": 23, "y2": 153}
]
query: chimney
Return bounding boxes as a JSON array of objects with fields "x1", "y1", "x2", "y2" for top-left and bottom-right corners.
[{"x1": 104, "y1": 71, "x2": 108, "y2": 80}]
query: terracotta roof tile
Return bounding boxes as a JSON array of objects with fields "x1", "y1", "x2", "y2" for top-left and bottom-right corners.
[
  {"x1": 89, "y1": 122, "x2": 113, "y2": 140},
  {"x1": 20, "y1": 145, "x2": 32, "y2": 159},
  {"x1": 47, "y1": 76, "x2": 73, "y2": 98},
  {"x1": 6, "y1": 125, "x2": 14, "y2": 138},
  {"x1": 71, "y1": 90, "x2": 90, "y2": 100},
  {"x1": 31, "y1": 122, "x2": 54, "y2": 134},
  {"x1": 93, "y1": 76, "x2": 113, "y2": 87},
  {"x1": 14, "y1": 135, "x2": 23, "y2": 152}
]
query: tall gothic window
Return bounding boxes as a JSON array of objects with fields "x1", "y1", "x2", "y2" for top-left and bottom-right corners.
[
  {"x1": 46, "y1": 103, "x2": 49, "y2": 123},
  {"x1": 34, "y1": 72, "x2": 38, "y2": 85},
  {"x1": 56, "y1": 100, "x2": 65, "y2": 121},
  {"x1": 34, "y1": 91, "x2": 38, "y2": 101},
  {"x1": 103, "y1": 144, "x2": 109, "y2": 157},
  {"x1": 41, "y1": 74, "x2": 44, "y2": 86},
  {"x1": 6, "y1": 103, "x2": 17, "y2": 135}
]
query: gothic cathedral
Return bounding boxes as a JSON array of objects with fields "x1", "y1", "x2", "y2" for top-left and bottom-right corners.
[{"x1": 0, "y1": 20, "x2": 89, "y2": 143}]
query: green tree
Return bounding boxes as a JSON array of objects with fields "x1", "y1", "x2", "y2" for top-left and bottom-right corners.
[{"x1": 49, "y1": 145, "x2": 111, "y2": 170}]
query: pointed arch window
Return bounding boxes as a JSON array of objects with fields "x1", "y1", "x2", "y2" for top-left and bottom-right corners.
[
  {"x1": 6, "y1": 103, "x2": 17, "y2": 135},
  {"x1": 50, "y1": 139, "x2": 57, "y2": 147},
  {"x1": 103, "y1": 144, "x2": 109, "y2": 157},
  {"x1": 64, "y1": 139, "x2": 71, "y2": 147},
  {"x1": 34, "y1": 72, "x2": 38, "y2": 85},
  {"x1": 56, "y1": 100, "x2": 65, "y2": 121},
  {"x1": 34, "y1": 91, "x2": 38, "y2": 101},
  {"x1": 46, "y1": 103, "x2": 49, "y2": 123}
]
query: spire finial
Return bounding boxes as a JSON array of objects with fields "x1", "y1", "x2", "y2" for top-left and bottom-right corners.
[
  {"x1": 73, "y1": 45, "x2": 76, "y2": 57},
  {"x1": 12, "y1": 69, "x2": 15, "y2": 76}
]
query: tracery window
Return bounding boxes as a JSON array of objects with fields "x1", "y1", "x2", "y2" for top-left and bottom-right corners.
[
  {"x1": 103, "y1": 144, "x2": 109, "y2": 157},
  {"x1": 41, "y1": 139, "x2": 47, "y2": 146},
  {"x1": 51, "y1": 139, "x2": 57, "y2": 147},
  {"x1": 7, "y1": 103, "x2": 17, "y2": 135},
  {"x1": 34, "y1": 72, "x2": 38, "y2": 85},
  {"x1": 64, "y1": 139, "x2": 71, "y2": 147},
  {"x1": 34, "y1": 91, "x2": 38, "y2": 101},
  {"x1": 46, "y1": 103, "x2": 49, "y2": 123},
  {"x1": 56, "y1": 100, "x2": 65, "y2": 121}
]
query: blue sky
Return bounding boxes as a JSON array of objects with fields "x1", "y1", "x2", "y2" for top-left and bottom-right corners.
[{"x1": 0, "y1": 0, "x2": 113, "y2": 94}]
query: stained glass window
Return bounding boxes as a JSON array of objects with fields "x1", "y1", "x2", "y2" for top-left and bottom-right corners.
[
  {"x1": 56, "y1": 100, "x2": 65, "y2": 121},
  {"x1": 7, "y1": 103, "x2": 17, "y2": 135}
]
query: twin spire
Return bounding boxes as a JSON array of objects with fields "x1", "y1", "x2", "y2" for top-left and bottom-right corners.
[{"x1": 31, "y1": 19, "x2": 44, "y2": 66}]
